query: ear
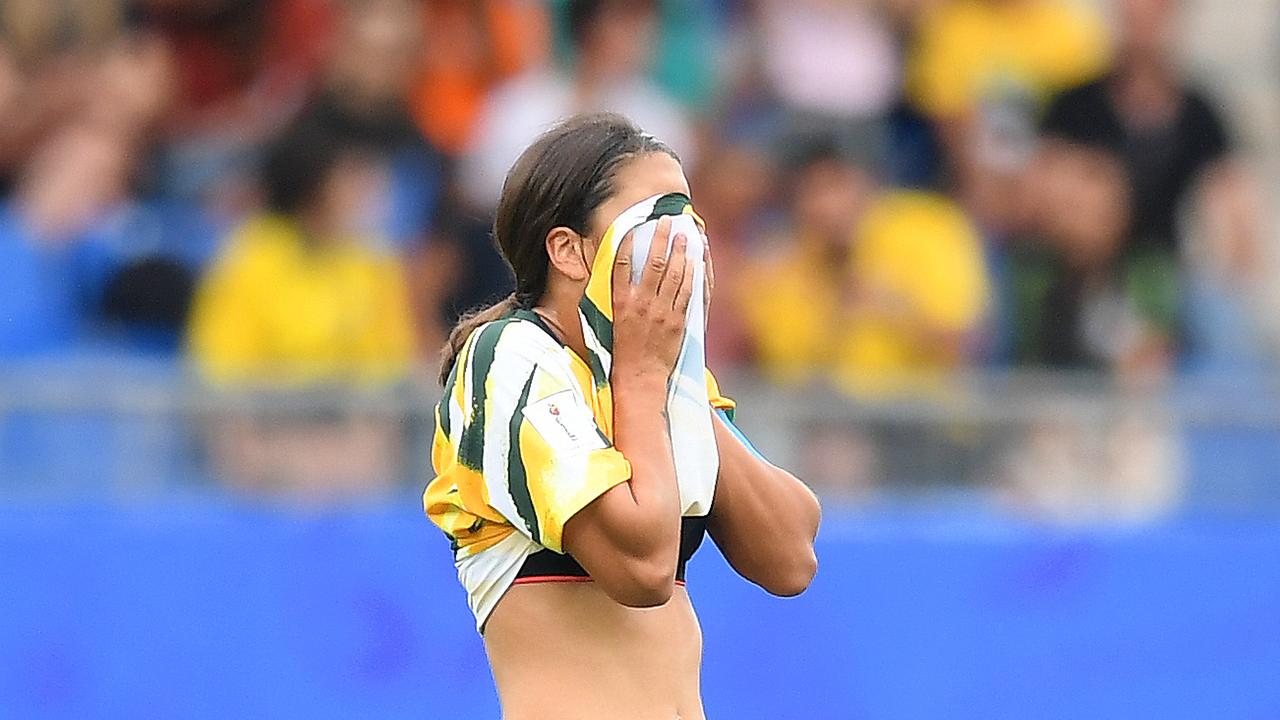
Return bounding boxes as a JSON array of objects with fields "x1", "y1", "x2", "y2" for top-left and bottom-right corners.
[{"x1": 546, "y1": 226, "x2": 591, "y2": 283}]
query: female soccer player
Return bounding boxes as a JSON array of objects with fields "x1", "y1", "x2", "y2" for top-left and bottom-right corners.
[{"x1": 426, "y1": 113, "x2": 820, "y2": 719}]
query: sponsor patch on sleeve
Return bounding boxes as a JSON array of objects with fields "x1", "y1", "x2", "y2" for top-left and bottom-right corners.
[{"x1": 522, "y1": 389, "x2": 608, "y2": 455}]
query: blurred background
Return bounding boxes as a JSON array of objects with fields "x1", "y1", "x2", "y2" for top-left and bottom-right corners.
[{"x1": 1, "y1": 0, "x2": 1279, "y2": 717}]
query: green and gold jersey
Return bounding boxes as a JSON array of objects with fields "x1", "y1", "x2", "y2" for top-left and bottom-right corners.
[{"x1": 424, "y1": 309, "x2": 734, "y2": 630}]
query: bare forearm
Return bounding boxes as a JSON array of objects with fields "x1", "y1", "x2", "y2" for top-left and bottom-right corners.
[
  {"x1": 559, "y1": 215, "x2": 693, "y2": 606},
  {"x1": 709, "y1": 413, "x2": 820, "y2": 594},
  {"x1": 609, "y1": 376, "x2": 682, "y2": 555}
]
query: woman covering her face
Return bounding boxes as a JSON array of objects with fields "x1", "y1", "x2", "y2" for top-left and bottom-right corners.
[{"x1": 426, "y1": 112, "x2": 821, "y2": 720}]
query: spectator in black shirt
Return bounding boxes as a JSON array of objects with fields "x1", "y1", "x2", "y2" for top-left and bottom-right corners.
[
  {"x1": 1038, "y1": 0, "x2": 1266, "y2": 371},
  {"x1": 1039, "y1": 0, "x2": 1251, "y2": 257}
]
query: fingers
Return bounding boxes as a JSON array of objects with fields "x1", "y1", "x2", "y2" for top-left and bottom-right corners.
[
  {"x1": 674, "y1": 247, "x2": 696, "y2": 316},
  {"x1": 658, "y1": 232, "x2": 690, "y2": 308},
  {"x1": 612, "y1": 227, "x2": 636, "y2": 294},
  {"x1": 703, "y1": 239, "x2": 714, "y2": 302},
  {"x1": 639, "y1": 216, "x2": 672, "y2": 297}
]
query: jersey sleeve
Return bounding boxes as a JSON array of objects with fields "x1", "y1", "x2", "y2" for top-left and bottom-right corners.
[
  {"x1": 704, "y1": 368, "x2": 736, "y2": 419},
  {"x1": 705, "y1": 369, "x2": 766, "y2": 461},
  {"x1": 468, "y1": 321, "x2": 631, "y2": 554}
]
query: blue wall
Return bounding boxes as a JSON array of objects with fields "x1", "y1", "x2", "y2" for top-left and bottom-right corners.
[{"x1": 2, "y1": 502, "x2": 1278, "y2": 720}]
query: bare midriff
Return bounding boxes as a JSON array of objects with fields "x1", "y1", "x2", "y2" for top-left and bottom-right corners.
[{"x1": 483, "y1": 583, "x2": 704, "y2": 720}]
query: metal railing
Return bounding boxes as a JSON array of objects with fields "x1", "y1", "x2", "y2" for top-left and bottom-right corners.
[{"x1": 1, "y1": 358, "x2": 1277, "y2": 517}]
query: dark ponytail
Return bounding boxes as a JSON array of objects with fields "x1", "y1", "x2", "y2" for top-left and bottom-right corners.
[{"x1": 438, "y1": 112, "x2": 676, "y2": 384}]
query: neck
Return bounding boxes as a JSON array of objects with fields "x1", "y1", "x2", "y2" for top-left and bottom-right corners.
[
  {"x1": 1113, "y1": 55, "x2": 1179, "y2": 129},
  {"x1": 295, "y1": 208, "x2": 343, "y2": 250},
  {"x1": 533, "y1": 296, "x2": 590, "y2": 363}
]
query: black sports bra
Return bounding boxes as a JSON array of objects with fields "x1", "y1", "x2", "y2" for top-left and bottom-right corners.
[{"x1": 514, "y1": 515, "x2": 708, "y2": 585}]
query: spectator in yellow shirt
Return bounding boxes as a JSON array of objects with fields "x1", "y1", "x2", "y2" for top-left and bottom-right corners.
[
  {"x1": 907, "y1": 0, "x2": 1111, "y2": 184},
  {"x1": 187, "y1": 123, "x2": 417, "y2": 496},
  {"x1": 189, "y1": 127, "x2": 415, "y2": 387},
  {"x1": 739, "y1": 145, "x2": 990, "y2": 398}
]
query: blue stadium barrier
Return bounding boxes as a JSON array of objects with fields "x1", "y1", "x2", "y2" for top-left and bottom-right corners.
[{"x1": 2, "y1": 500, "x2": 1278, "y2": 720}]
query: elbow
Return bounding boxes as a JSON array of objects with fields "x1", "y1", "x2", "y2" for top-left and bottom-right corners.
[
  {"x1": 800, "y1": 481, "x2": 823, "y2": 534},
  {"x1": 761, "y1": 546, "x2": 818, "y2": 597},
  {"x1": 605, "y1": 556, "x2": 677, "y2": 608},
  {"x1": 766, "y1": 481, "x2": 820, "y2": 596}
]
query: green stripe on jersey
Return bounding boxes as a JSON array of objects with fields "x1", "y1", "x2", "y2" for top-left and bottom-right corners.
[
  {"x1": 578, "y1": 297, "x2": 613, "y2": 351},
  {"x1": 438, "y1": 355, "x2": 461, "y2": 439},
  {"x1": 585, "y1": 346, "x2": 609, "y2": 390},
  {"x1": 646, "y1": 192, "x2": 692, "y2": 221},
  {"x1": 457, "y1": 320, "x2": 510, "y2": 470},
  {"x1": 506, "y1": 370, "x2": 540, "y2": 542}
]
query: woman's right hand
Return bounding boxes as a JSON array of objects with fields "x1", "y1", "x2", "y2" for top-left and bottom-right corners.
[
  {"x1": 563, "y1": 219, "x2": 691, "y2": 608},
  {"x1": 610, "y1": 216, "x2": 695, "y2": 391}
]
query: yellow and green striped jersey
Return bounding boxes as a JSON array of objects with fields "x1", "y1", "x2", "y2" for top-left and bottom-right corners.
[{"x1": 424, "y1": 309, "x2": 734, "y2": 630}]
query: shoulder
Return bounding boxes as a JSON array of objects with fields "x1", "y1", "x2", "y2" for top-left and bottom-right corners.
[
  {"x1": 1180, "y1": 87, "x2": 1228, "y2": 128},
  {"x1": 215, "y1": 216, "x2": 300, "y2": 271},
  {"x1": 1042, "y1": 77, "x2": 1111, "y2": 127},
  {"x1": 349, "y1": 242, "x2": 408, "y2": 279},
  {"x1": 444, "y1": 315, "x2": 590, "y2": 454},
  {"x1": 196, "y1": 217, "x2": 301, "y2": 301},
  {"x1": 1051, "y1": 77, "x2": 1110, "y2": 109},
  {"x1": 457, "y1": 315, "x2": 567, "y2": 388}
]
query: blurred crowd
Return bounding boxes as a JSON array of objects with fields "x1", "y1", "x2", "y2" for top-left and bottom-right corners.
[{"x1": 0, "y1": 0, "x2": 1272, "y2": 499}]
